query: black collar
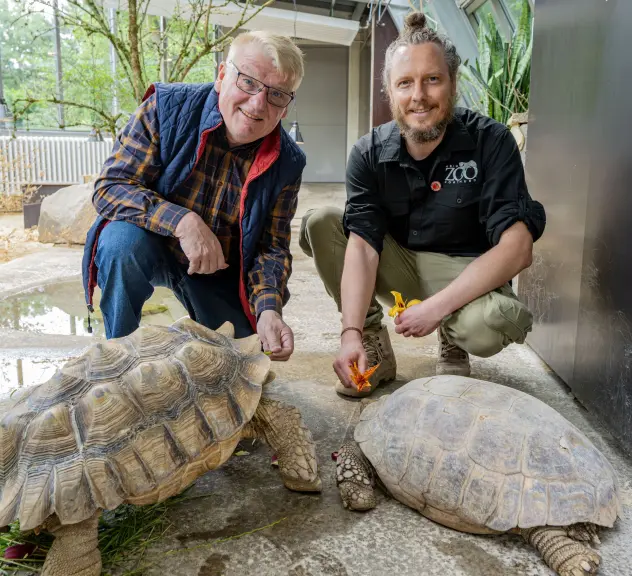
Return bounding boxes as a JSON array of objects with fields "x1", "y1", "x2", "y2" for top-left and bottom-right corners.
[{"x1": 378, "y1": 115, "x2": 477, "y2": 165}]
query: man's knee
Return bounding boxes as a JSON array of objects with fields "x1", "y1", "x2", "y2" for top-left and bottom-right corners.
[
  {"x1": 453, "y1": 321, "x2": 505, "y2": 358},
  {"x1": 298, "y1": 206, "x2": 345, "y2": 257},
  {"x1": 447, "y1": 291, "x2": 533, "y2": 358},
  {"x1": 96, "y1": 221, "x2": 163, "y2": 274}
]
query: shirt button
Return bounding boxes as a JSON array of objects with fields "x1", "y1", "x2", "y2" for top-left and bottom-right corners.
[
  {"x1": 456, "y1": 198, "x2": 462, "y2": 204},
  {"x1": 412, "y1": 231, "x2": 418, "y2": 236}
]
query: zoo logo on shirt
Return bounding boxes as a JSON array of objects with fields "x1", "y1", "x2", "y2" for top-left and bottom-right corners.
[{"x1": 444, "y1": 160, "x2": 478, "y2": 184}]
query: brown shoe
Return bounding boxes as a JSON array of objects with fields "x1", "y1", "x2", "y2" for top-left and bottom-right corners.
[
  {"x1": 436, "y1": 326, "x2": 471, "y2": 377},
  {"x1": 335, "y1": 325, "x2": 397, "y2": 397}
]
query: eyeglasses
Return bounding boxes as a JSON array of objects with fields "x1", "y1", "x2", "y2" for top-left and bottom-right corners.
[{"x1": 226, "y1": 61, "x2": 294, "y2": 108}]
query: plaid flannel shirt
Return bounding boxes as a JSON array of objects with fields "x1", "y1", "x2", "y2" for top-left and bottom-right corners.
[{"x1": 93, "y1": 94, "x2": 301, "y2": 317}]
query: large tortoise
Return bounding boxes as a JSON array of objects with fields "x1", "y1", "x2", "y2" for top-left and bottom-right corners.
[
  {"x1": 0, "y1": 318, "x2": 321, "y2": 575},
  {"x1": 336, "y1": 375, "x2": 621, "y2": 576}
]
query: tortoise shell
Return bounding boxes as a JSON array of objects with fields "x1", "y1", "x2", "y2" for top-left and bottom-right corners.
[
  {"x1": 355, "y1": 376, "x2": 621, "y2": 533},
  {"x1": 0, "y1": 318, "x2": 269, "y2": 531}
]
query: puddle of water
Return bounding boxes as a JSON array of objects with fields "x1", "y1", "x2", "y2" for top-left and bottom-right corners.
[
  {"x1": 0, "y1": 279, "x2": 188, "y2": 393},
  {"x1": 0, "y1": 357, "x2": 67, "y2": 391},
  {"x1": 0, "y1": 279, "x2": 188, "y2": 338}
]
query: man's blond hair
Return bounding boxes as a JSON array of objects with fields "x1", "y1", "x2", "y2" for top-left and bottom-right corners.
[{"x1": 227, "y1": 31, "x2": 304, "y2": 92}]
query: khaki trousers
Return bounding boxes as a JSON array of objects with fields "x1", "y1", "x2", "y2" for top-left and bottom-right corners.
[{"x1": 298, "y1": 206, "x2": 533, "y2": 358}]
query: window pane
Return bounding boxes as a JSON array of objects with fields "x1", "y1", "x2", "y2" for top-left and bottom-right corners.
[
  {"x1": 421, "y1": 1, "x2": 442, "y2": 32},
  {"x1": 405, "y1": 0, "x2": 443, "y2": 31},
  {"x1": 473, "y1": 1, "x2": 496, "y2": 34},
  {"x1": 503, "y1": 0, "x2": 528, "y2": 26}
]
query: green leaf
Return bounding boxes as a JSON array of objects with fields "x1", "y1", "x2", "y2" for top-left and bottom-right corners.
[
  {"x1": 515, "y1": 39, "x2": 533, "y2": 93},
  {"x1": 519, "y1": 0, "x2": 533, "y2": 50},
  {"x1": 467, "y1": 64, "x2": 490, "y2": 89},
  {"x1": 477, "y1": 19, "x2": 491, "y2": 83},
  {"x1": 459, "y1": 64, "x2": 487, "y2": 112},
  {"x1": 464, "y1": 64, "x2": 490, "y2": 113},
  {"x1": 489, "y1": 30, "x2": 505, "y2": 84},
  {"x1": 509, "y1": 0, "x2": 531, "y2": 76}
]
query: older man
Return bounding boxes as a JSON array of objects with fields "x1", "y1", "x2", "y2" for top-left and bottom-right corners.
[
  {"x1": 82, "y1": 31, "x2": 305, "y2": 360},
  {"x1": 299, "y1": 12, "x2": 546, "y2": 395}
]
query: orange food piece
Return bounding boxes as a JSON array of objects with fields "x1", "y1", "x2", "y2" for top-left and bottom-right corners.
[{"x1": 350, "y1": 361, "x2": 380, "y2": 392}]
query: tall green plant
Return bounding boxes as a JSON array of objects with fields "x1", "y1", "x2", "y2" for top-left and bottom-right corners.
[{"x1": 464, "y1": 0, "x2": 533, "y2": 124}]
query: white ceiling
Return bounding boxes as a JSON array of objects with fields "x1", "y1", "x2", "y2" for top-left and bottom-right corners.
[
  {"x1": 103, "y1": 0, "x2": 361, "y2": 46},
  {"x1": 213, "y1": 4, "x2": 360, "y2": 46}
]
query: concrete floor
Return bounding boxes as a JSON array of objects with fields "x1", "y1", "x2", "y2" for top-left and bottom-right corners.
[{"x1": 0, "y1": 183, "x2": 631, "y2": 576}]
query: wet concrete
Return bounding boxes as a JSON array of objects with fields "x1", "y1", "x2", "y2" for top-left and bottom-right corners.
[
  {"x1": 0, "y1": 183, "x2": 631, "y2": 576},
  {"x1": 0, "y1": 248, "x2": 83, "y2": 297}
]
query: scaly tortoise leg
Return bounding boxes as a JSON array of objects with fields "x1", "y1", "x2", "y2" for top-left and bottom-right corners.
[
  {"x1": 564, "y1": 523, "x2": 601, "y2": 545},
  {"x1": 335, "y1": 441, "x2": 377, "y2": 511},
  {"x1": 244, "y1": 397, "x2": 322, "y2": 492},
  {"x1": 521, "y1": 525, "x2": 601, "y2": 576},
  {"x1": 42, "y1": 512, "x2": 101, "y2": 576}
]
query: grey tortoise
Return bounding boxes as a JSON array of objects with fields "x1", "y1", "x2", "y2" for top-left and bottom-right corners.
[
  {"x1": 336, "y1": 375, "x2": 621, "y2": 576},
  {"x1": 0, "y1": 318, "x2": 321, "y2": 576}
]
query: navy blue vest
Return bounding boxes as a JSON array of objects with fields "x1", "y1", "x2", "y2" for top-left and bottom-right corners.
[{"x1": 82, "y1": 82, "x2": 306, "y2": 329}]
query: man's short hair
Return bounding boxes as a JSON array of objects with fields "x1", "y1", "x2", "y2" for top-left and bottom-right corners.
[{"x1": 227, "y1": 31, "x2": 305, "y2": 92}]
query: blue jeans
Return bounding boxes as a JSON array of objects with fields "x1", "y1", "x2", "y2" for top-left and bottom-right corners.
[{"x1": 95, "y1": 221, "x2": 254, "y2": 339}]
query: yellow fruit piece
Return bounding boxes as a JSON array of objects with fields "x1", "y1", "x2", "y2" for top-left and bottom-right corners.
[{"x1": 389, "y1": 291, "x2": 422, "y2": 317}]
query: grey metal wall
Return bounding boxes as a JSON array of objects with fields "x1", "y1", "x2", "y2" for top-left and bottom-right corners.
[
  {"x1": 518, "y1": 0, "x2": 632, "y2": 452},
  {"x1": 282, "y1": 46, "x2": 348, "y2": 182}
]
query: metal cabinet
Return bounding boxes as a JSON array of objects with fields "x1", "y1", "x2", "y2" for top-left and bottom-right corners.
[{"x1": 518, "y1": 0, "x2": 632, "y2": 453}]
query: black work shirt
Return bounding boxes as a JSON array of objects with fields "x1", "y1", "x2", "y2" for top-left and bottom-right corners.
[{"x1": 343, "y1": 108, "x2": 546, "y2": 256}]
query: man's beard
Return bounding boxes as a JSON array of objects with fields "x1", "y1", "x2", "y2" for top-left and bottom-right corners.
[{"x1": 391, "y1": 97, "x2": 455, "y2": 143}]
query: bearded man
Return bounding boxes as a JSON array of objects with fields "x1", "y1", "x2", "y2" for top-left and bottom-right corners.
[{"x1": 299, "y1": 12, "x2": 546, "y2": 396}]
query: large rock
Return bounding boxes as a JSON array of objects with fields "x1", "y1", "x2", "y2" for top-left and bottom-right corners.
[{"x1": 38, "y1": 182, "x2": 97, "y2": 244}]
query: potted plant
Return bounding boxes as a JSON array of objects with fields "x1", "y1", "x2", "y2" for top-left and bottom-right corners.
[{"x1": 460, "y1": 0, "x2": 533, "y2": 161}]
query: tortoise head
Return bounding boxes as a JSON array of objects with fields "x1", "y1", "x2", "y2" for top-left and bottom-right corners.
[{"x1": 263, "y1": 370, "x2": 277, "y2": 386}]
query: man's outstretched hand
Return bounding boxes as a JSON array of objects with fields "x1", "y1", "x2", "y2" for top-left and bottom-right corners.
[
  {"x1": 333, "y1": 331, "x2": 367, "y2": 389},
  {"x1": 175, "y1": 212, "x2": 228, "y2": 275},
  {"x1": 257, "y1": 310, "x2": 294, "y2": 361}
]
